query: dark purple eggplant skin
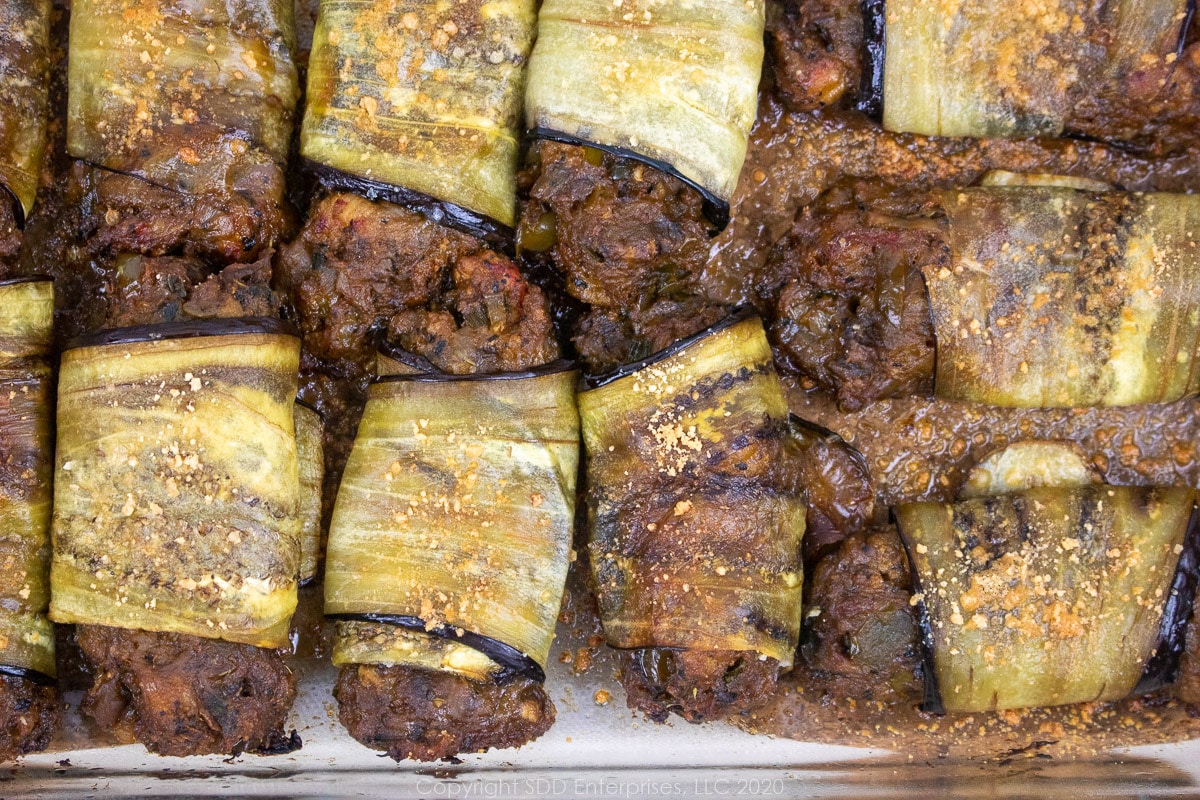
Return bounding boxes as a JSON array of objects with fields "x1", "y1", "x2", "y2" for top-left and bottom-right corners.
[
  {"x1": 856, "y1": 0, "x2": 886, "y2": 120},
  {"x1": 1137, "y1": 504, "x2": 1200, "y2": 695},
  {"x1": 325, "y1": 614, "x2": 544, "y2": 684}
]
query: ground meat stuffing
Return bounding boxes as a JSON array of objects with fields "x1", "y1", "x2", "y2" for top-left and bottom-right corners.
[
  {"x1": 619, "y1": 649, "x2": 782, "y2": 724},
  {"x1": 66, "y1": 143, "x2": 293, "y2": 264},
  {"x1": 335, "y1": 664, "x2": 555, "y2": 762},
  {"x1": 768, "y1": 0, "x2": 863, "y2": 112},
  {"x1": 0, "y1": 200, "x2": 21, "y2": 275},
  {"x1": 518, "y1": 141, "x2": 728, "y2": 373},
  {"x1": 0, "y1": 675, "x2": 57, "y2": 762},
  {"x1": 101, "y1": 253, "x2": 280, "y2": 329},
  {"x1": 799, "y1": 527, "x2": 922, "y2": 706},
  {"x1": 279, "y1": 192, "x2": 559, "y2": 377},
  {"x1": 791, "y1": 421, "x2": 877, "y2": 565},
  {"x1": 769, "y1": 181, "x2": 941, "y2": 410},
  {"x1": 386, "y1": 250, "x2": 560, "y2": 375},
  {"x1": 75, "y1": 626, "x2": 298, "y2": 757},
  {"x1": 571, "y1": 298, "x2": 728, "y2": 373}
]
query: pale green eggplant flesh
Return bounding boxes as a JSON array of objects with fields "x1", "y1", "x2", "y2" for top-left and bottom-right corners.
[
  {"x1": 295, "y1": 402, "x2": 324, "y2": 585},
  {"x1": 959, "y1": 441, "x2": 1099, "y2": 500},
  {"x1": 525, "y1": 0, "x2": 765, "y2": 214},
  {"x1": 325, "y1": 368, "x2": 580, "y2": 679},
  {"x1": 0, "y1": 279, "x2": 56, "y2": 679},
  {"x1": 67, "y1": 0, "x2": 299, "y2": 187},
  {"x1": 0, "y1": 0, "x2": 51, "y2": 222},
  {"x1": 883, "y1": 0, "x2": 1189, "y2": 138},
  {"x1": 927, "y1": 187, "x2": 1200, "y2": 407},
  {"x1": 301, "y1": 0, "x2": 535, "y2": 228},
  {"x1": 579, "y1": 313, "x2": 805, "y2": 668},
  {"x1": 50, "y1": 320, "x2": 302, "y2": 648},
  {"x1": 979, "y1": 171, "x2": 1113, "y2": 192},
  {"x1": 896, "y1": 486, "x2": 1196, "y2": 713}
]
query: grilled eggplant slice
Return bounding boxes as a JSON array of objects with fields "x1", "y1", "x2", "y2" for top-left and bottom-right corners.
[
  {"x1": 295, "y1": 400, "x2": 324, "y2": 586},
  {"x1": 0, "y1": 278, "x2": 56, "y2": 682},
  {"x1": 926, "y1": 186, "x2": 1200, "y2": 407},
  {"x1": 67, "y1": 0, "x2": 299, "y2": 188},
  {"x1": 882, "y1": 0, "x2": 1190, "y2": 139},
  {"x1": 50, "y1": 318, "x2": 302, "y2": 648},
  {"x1": 301, "y1": 0, "x2": 535, "y2": 231},
  {"x1": 579, "y1": 312, "x2": 805, "y2": 673},
  {"x1": 896, "y1": 485, "x2": 1197, "y2": 713},
  {"x1": 325, "y1": 366, "x2": 579, "y2": 682},
  {"x1": 0, "y1": 0, "x2": 51, "y2": 223},
  {"x1": 525, "y1": 0, "x2": 766, "y2": 228}
]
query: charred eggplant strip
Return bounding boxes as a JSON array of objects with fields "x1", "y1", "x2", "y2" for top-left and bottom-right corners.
[
  {"x1": 0, "y1": 0, "x2": 51, "y2": 222},
  {"x1": 579, "y1": 313, "x2": 805, "y2": 667},
  {"x1": 927, "y1": 187, "x2": 1200, "y2": 408},
  {"x1": 896, "y1": 486, "x2": 1196, "y2": 713},
  {"x1": 67, "y1": 0, "x2": 299, "y2": 185},
  {"x1": 524, "y1": 0, "x2": 765, "y2": 226},
  {"x1": 49, "y1": 318, "x2": 302, "y2": 648},
  {"x1": 0, "y1": 278, "x2": 56, "y2": 680},
  {"x1": 324, "y1": 367, "x2": 579, "y2": 680},
  {"x1": 301, "y1": 0, "x2": 535, "y2": 229},
  {"x1": 295, "y1": 400, "x2": 324, "y2": 586},
  {"x1": 882, "y1": 0, "x2": 1189, "y2": 138}
]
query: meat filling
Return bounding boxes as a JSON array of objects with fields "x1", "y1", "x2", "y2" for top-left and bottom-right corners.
[
  {"x1": 799, "y1": 527, "x2": 922, "y2": 706},
  {"x1": 518, "y1": 141, "x2": 728, "y2": 373},
  {"x1": 620, "y1": 649, "x2": 783, "y2": 724},
  {"x1": 334, "y1": 665, "x2": 554, "y2": 762},
  {"x1": 76, "y1": 626, "x2": 297, "y2": 757},
  {"x1": 770, "y1": 181, "x2": 941, "y2": 410},
  {"x1": 0, "y1": 675, "x2": 57, "y2": 763}
]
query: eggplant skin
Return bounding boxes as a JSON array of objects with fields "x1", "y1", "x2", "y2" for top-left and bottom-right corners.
[
  {"x1": 0, "y1": 279, "x2": 56, "y2": 680},
  {"x1": 67, "y1": 0, "x2": 299, "y2": 179},
  {"x1": 896, "y1": 486, "x2": 1196, "y2": 713},
  {"x1": 525, "y1": 0, "x2": 765, "y2": 207},
  {"x1": 0, "y1": 0, "x2": 52, "y2": 221},
  {"x1": 50, "y1": 326, "x2": 302, "y2": 649},
  {"x1": 325, "y1": 368, "x2": 579, "y2": 675},
  {"x1": 580, "y1": 313, "x2": 806, "y2": 669},
  {"x1": 927, "y1": 187, "x2": 1200, "y2": 408},
  {"x1": 302, "y1": 0, "x2": 535, "y2": 228}
]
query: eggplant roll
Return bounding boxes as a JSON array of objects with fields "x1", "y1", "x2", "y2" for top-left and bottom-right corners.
[
  {"x1": 67, "y1": 0, "x2": 299, "y2": 187},
  {"x1": 49, "y1": 319, "x2": 302, "y2": 648},
  {"x1": 882, "y1": 0, "x2": 1189, "y2": 138},
  {"x1": 301, "y1": 0, "x2": 535, "y2": 229},
  {"x1": 525, "y1": 0, "x2": 765, "y2": 222},
  {"x1": 325, "y1": 367, "x2": 579, "y2": 682},
  {"x1": 896, "y1": 486, "x2": 1197, "y2": 713},
  {"x1": 579, "y1": 313, "x2": 806, "y2": 668},
  {"x1": 927, "y1": 186, "x2": 1200, "y2": 408},
  {"x1": 0, "y1": 278, "x2": 56, "y2": 681},
  {"x1": 0, "y1": 0, "x2": 51, "y2": 223},
  {"x1": 295, "y1": 401, "x2": 324, "y2": 586}
]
